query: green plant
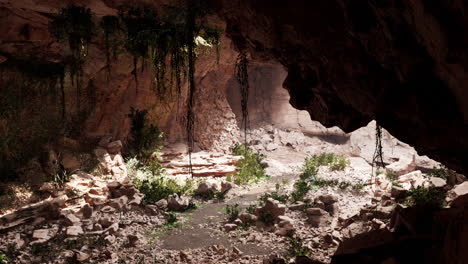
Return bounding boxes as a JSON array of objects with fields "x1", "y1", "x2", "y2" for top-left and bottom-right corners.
[
  {"x1": 428, "y1": 166, "x2": 450, "y2": 180},
  {"x1": 49, "y1": 4, "x2": 95, "y2": 92},
  {"x1": 258, "y1": 210, "x2": 275, "y2": 225},
  {"x1": 132, "y1": 162, "x2": 194, "y2": 204},
  {"x1": 126, "y1": 108, "x2": 165, "y2": 161},
  {"x1": 224, "y1": 204, "x2": 240, "y2": 222},
  {"x1": 385, "y1": 170, "x2": 398, "y2": 181},
  {"x1": 286, "y1": 237, "x2": 310, "y2": 258},
  {"x1": 407, "y1": 186, "x2": 446, "y2": 207},
  {"x1": 330, "y1": 155, "x2": 350, "y2": 171},
  {"x1": 0, "y1": 253, "x2": 8, "y2": 264},
  {"x1": 165, "y1": 211, "x2": 178, "y2": 225},
  {"x1": 246, "y1": 204, "x2": 257, "y2": 215},
  {"x1": 229, "y1": 144, "x2": 268, "y2": 185},
  {"x1": 260, "y1": 183, "x2": 289, "y2": 204},
  {"x1": 215, "y1": 191, "x2": 226, "y2": 201}
]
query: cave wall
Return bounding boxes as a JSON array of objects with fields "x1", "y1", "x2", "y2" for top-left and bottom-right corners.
[
  {"x1": 0, "y1": 0, "x2": 240, "y2": 160},
  {"x1": 226, "y1": 63, "x2": 343, "y2": 134},
  {"x1": 214, "y1": 0, "x2": 468, "y2": 174}
]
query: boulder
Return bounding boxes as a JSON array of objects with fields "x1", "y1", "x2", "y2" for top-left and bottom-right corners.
[
  {"x1": 108, "y1": 196, "x2": 129, "y2": 210},
  {"x1": 155, "y1": 199, "x2": 168, "y2": 210},
  {"x1": 63, "y1": 213, "x2": 81, "y2": 226},
  {"x1": 107, "y1": 140, "x2": 123, "y2": 154},
  {"x1": 288, "y1": 202, "x2": 306, "y2": 211},
  {"x1": 239, "y1": 213, "x2": 257, "y2": 223},
  {"x1": 84, "y1": 192, "x2": 108, "y2": 206},
  {"x1": 195, "y1": 182, "x2": 219, "y2": 197},
  {"x1": 397, "y1": 170, "x2": 424, "y2": 187},
  {"x1": 430, "y1": 177, "x2": 447, "y2": 188},
  {"x1": 224, "y1": 223, "x2": 237, "y2": 232},
  {"x1": 80, "y1": 204, "x2": 93, "y2": 219},
  {"x1": 390, "y1": 186, "x2": 408, "y2": 199},
  {"x1": 317, "y1": 194, "x2": 339, "y2": 205},
  {"x1": 61, "y1": 152, "x2": 81, "y2": 171},
  {"x1": 274, "y1": 216, "x2": 295, "y2": 236},
  {"x1": 306, "y1": 208, "x2": 331, "y2": 228},
  {"x1": 167, "y1": 194, "x2": 190, "y2": 211},
  {"x1": 448, "y1": 182, "x2": 468, "y2": 199},
  {"x1": 32, "y1": 229, "x2": 55, "y2": 241},
  {"x1": 386, "y1": 155, "x2": 416, "y2": 176},
  {"x1": 255, "y1": 198, "x2": 286, "y2": 222},
  {"x1": 221, "y1": 181, "x2": 235, "y2": 193},
  {"x1": 66, "y1": 226, "x2": 84, "y2": 236}
]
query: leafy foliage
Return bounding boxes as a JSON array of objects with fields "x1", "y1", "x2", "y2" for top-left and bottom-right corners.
[
  {"x1": 291, "y1": 153, "x2": 358, "y2": 202},
  {"x1": 126, "y1": 108, "x2": 164, "y2": 161},
  {"x1": 286, "y1": 237, "x2": 311, "y2": 258},
  {"x1": 385, "y1": 170, "x2": 398, "y2": 181},
  {"x1": 229, "y1": 144, "x2": 268, "y2": 185},
  {"x1": 224, "y1": 204, "x2": 240, "y2": 222},
  {"x1": 428, "y1": 166, "x2": 450, "y2": 180},
  {"x1": 128, "y1": 157, "x2": 194, "y2": 204},
  {"x1": 49, "y1": 5, "x2": 95, "y2": 57},
  {"x1": 260, "y1": 183, "x2": 289, "y2": 204},
  {"x1": 0, "y1": 253, "x2": 8, "y2": 264},
  {"x1": 165, "y1": 211, "x2": 178, "y2": 225},
  {"x1": 258, "y1": 210, "x2": 275, "y2": 225},
  {"x1": 407, "y1": 186, "x2": 446, "y2": 207}
]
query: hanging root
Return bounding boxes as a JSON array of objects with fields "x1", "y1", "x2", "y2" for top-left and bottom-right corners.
[
  {"x1": 372, "y1": 123, "x2": 385, "y2": 179},
  {"x1": 235, "y1": 52, "x2": 249, "y2": 147}
]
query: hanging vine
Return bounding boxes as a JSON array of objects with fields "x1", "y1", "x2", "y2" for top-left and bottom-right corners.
[
  {"x1": 372, "y1": 123, "x2": 385, "y2": 176},
  {"x1": 235, "y1": 52, "x2": 250, "y2": 146},
  {"x1": 100, "y1": 15, "x2": 120, "y2": 79},
  {"x1": 49, "y1": 4, "x2": 95, "y2": 114},
  {"x1": 48, "y1": 1, "x2": 221, "y2": 177}
]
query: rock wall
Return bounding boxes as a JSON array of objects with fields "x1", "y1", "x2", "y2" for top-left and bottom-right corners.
[
  {"x1": 226, "y1": 63, "x2": 343, "y2": 135},
  {"x1": 214, "y1": 0, "x2": 468, "y2": 174},
  {"x1": 0, "y1": 0, "x2": 240, "y2": 157}
]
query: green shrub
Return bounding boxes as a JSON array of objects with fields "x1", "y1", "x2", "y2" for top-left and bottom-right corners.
[
  {"x1": 428, "y1": 166, "x2": 450, "y2": 180},
  {"x1": 329, "y1": 155, "x2": 350, "y2": 171},
  {"x1": 304, "y1": 153, "x2": 349, "y2": 172},
  {"x1": 286, "y1": 237, "x2": 310, "y2": 258},
  {"x1": 291, "y1": 180, "x2": 311, "y2": 202},
  {"x1": 215, "y1": 191, "x2": 226, "y2": 202},
  {"x1": 224, "y1": 204, "x2": 240, "y2": 222},
  {"x1": 408, "y1": 186, "x2": 446, "y2": 207},
  {"x1": 385, "y1": 170, "x2": 398, "y2": 181},
  {"x1": 130, "y1": 158, "x2": 194, "y2": 204},
  {"x1": 258, "y1": 210, "x2": 275, "y2": 225},
  {"x1": 260, "y1": 183, "x2": 289, "y2": 204},
  {"x1": 126, "y1": 108, "x2": 164, "y2": 161},
  {"x1": 229, "y1": 144, "x2": 268, "y2": 185},
  {"x1": 165, "y1": 212, "x2": 178, "y2": 225},
  {"x1": 246, "y1": 204, "x2": 257, "y2": 215},
  {"x1": 0, "y1": 253, "x2": 8, "y2": 264}
]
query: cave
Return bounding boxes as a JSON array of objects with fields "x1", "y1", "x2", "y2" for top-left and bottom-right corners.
[{"x1": 0, "y1": 1, "x2": 467, "y2": 263}]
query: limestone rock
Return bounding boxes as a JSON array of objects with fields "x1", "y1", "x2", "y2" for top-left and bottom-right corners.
[
  {"x1": 221, "y1": 181, "x2": 235, "y2": 193},
  {"x1": 167, "y1": 194, "x2": 190, "y2": 211},
  {"x1": 63, "y1": 213, "x2": 81, "y2": 226},
  {"x1": 195, "y1": 182, "x2": 219, "y2": 197},
  {"x1": 66, "y1": 226, "x2": 84, "y2": 236},
  {"x1": 390, "y1": 186, "x2": 408, "y2": 199},
  {"x1": 430, "y1": 177, "x2": 447, "y2": 188},
  {"x1": 447, "y1": 182, "x2": 468, "y2": 203},
  {"x1": 107, "y1": 140, "x2": 123, "y2": 154},
  {"x1": 306, "y1": 208, "x2": 331, "y2": 228},
  {"x1": 239, "y1": 213, "x2": 257, "y2": 223},
  {"x1": 224, "y1": 223, "x2": 237, "y2": 232}
]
